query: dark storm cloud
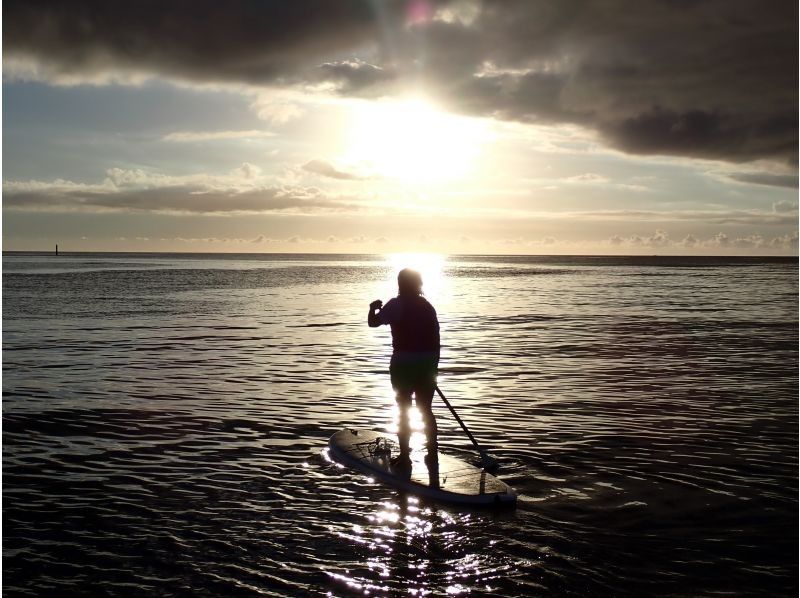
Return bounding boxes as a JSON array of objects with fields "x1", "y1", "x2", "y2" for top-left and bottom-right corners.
[
  {"x1": 3, "y1": 0, "x2": 402, "y2": 84},
  {"x1": 4, "y1": 0, "x2": 797, "y2": 164},
  {"x1": 423, "y1": 1, "x2": 798, "y2": 164},
  {"x1": 599, "y1": 108, "x2": 797, "y2": 164}
]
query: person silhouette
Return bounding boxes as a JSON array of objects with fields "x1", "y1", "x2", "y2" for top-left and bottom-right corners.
[{"x1": 368, "y1": 268, "x2": 440, "y2": 475}]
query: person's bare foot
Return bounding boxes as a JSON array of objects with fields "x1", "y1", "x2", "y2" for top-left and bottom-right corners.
[
  {"x1": 391, "y1": 453, "x2": 412, "y2": 471},
  {"x1": 424, "y1": 453, "x2": 440, "y2": 488}
]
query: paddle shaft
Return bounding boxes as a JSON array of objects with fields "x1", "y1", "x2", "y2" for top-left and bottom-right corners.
[{"x1": 434, "y1": 386, "x2": 489, "y2": 457}]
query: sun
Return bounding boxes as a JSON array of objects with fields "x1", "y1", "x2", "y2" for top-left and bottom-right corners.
[
  {"x1": 386, "y1": 251, "x2": 446, "y2": 300},
  {"x1": 343, "y1": 96, "x2": 488, "y2": 185}
]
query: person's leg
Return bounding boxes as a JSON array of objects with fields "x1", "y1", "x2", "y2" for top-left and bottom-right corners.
[
  {"x1": 415, "y1": 385, "x2": 438, "y2": 459},
  {"x1": 390, "y1": 362, "x2": 413, "y2": 460},
  {"x1": 415, "y1": 384, "x2": 439, "y2": 487},
  {"x1": 414, "y1": 358, "x2": 439, "y2": 484},
  {"x1": 395, "y1": 390, "x2": 412, "y2": 457}
]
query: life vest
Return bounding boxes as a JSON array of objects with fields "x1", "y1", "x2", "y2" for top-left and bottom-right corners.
[{"x1": 390, "y1": 295, "x2": 440, "y2": 352}]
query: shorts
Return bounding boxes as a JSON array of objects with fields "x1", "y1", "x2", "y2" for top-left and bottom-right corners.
[{"x1": 390, "y1": 357, "x2": 438, "y2": 396}]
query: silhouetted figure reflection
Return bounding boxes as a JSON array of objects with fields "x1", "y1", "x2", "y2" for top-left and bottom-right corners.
[{"x1": 368, "y1": 268, "x2": 440, "y2": 478}]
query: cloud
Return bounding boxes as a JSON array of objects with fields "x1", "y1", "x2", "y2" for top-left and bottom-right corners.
[
  {"x1": 616, "y1": 184, "x2": 650, "y2": 193},
  {"x1": 769, "y1": 231, "x2": 799, "y2": 248},
  {"x1": 302, "y1": 159, "x2": 369, "y2": 180},
  {"x1": 163, "y1": 130, "x2": 275, "y2": 142},
  {"x1": 610, "y1": 230, "x2": 671, "y2": 248},
  {"x1": 708, "y1": 232, "x2": 730, "y2": 247},
  {"x1": 131, "y1": 235, "x2": 318, "y2": 245},
  {"x1": 4, "y1": 185, "x2": 344, "y2": 214},
  {"x1": 3, "y1": 1, "x2": 393, "y2": 86},
  {"x1": 425, "y1": 2, "x2": 797, "y2": 165},
  {"x1": 563, "y1": 209, "x2": 798, "y2": 226},
  {"x1": 317, "y1": 59, "x2": 394, "y2": 93},
  {"x1": 597, "y1": 107, "x2": 796, "y2": 164},
  {"x1": 251, "y1": 235, "x2": 278, "y2": 243},
  {"x1": 646, "y1": 229, "x2": 670, "y2": 247},
  {"x1": 346, "y1": 235, "x2": 389, "y2": 244},
  {"x1": 730, "y1": 234, "x2": 766, "y2": 248},
  {"x1": 726, "y1": 172, "x2": 799, "y2": 189},
  {"x1": 3, "y1": 168, "x2": 362, "y2": 214},
  {"x1": 4, "y1": 0, "x2": 796, "y2": 165},
  {"x1": 773, "y1": 200, "x2": 798, "y2": 213},
  {"x1": 606, "y1": 230, "x2": 799, "y2": 251},
  {"x1": 251, "y1": 94, "x2": 306, "y2": 125},
  {"x1": 681, "y1": 234, "x2": 699, "y2": 248},
  {"x1": 233, "y1": 163, "x2": 263, "y2": 180},
  {"x1": 565, "y1": 173, "x2": 610, "y2": 184}
]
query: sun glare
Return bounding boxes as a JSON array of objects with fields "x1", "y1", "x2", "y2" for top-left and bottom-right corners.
[
  {"x1": 344, "y1": 97, "x2": 488, "y2": 184},
  {"x1": 386, "y1": 252, "x2": 446, "y2": 300}
]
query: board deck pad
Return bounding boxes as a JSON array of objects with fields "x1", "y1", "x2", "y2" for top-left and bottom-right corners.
[{"x1": 328, "y1": 429, "x2": 517, "y2": 507}]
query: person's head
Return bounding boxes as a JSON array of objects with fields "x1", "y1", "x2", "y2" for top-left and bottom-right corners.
[{"x1": 397, "y1": 268, "x2": 423, "y2": 296}]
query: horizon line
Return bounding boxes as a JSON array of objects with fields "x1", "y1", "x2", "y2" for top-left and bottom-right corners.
[{"x1": 3, "y1": 250, "x2": 798, "y2": 259}]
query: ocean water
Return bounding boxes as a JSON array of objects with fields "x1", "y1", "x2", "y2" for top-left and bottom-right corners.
[{"x1": 2, "y1": 252, "x2": 798, "y2": 596}]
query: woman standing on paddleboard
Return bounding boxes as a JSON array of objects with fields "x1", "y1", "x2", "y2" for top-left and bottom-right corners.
[{"x1": 367, "y1": 268, "x2": 440, "y2": 473}]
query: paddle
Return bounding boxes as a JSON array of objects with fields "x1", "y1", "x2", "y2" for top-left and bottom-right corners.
[{"x1": 435, "y1": 385, "x2": 500, "y2": 472}]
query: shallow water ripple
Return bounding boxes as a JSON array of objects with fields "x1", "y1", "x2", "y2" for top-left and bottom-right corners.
[{"x1": 3, "y1": 253, "x2": 798, "y2": 596}]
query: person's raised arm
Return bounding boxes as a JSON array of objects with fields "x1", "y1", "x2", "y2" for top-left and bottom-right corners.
[{"x1": 367, "y1": 299, "x2": 383, "y2": 327}]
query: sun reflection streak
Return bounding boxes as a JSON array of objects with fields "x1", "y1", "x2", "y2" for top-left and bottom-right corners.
[
  {"x1": 324, "y1": 489, "x2": 516, "y2": 596},
  {"x1": 324, "y1": 425, "x2": 514, "y2": 594},
  {"x1": 386, "y1": 403, "x2": 427, "y2": 452},
  {"x1": 320, "y1": 447, "x2": 344, "y2": 469}
]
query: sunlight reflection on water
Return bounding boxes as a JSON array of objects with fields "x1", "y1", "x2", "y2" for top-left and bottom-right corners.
[{"x1": 328, "y1": 493, "x2": 504, "y2": 597}]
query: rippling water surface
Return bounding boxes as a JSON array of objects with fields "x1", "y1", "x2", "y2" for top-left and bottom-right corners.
[{"x1": 3, "y1": 252, "x2": 798, "y2": 596}]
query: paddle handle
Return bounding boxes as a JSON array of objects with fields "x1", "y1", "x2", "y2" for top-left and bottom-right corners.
[{"x1": 434, "y1": 385, "x2": 483, "y2": 452}]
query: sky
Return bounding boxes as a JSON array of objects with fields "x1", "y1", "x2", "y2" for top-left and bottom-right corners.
[{"x1": 2, "y1": 0, "x2": 798, "y2": 255}]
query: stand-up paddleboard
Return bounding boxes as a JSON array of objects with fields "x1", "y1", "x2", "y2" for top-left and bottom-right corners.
[{"x1": 328, "y1": 429, "x2": 517, "y2": 507}]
